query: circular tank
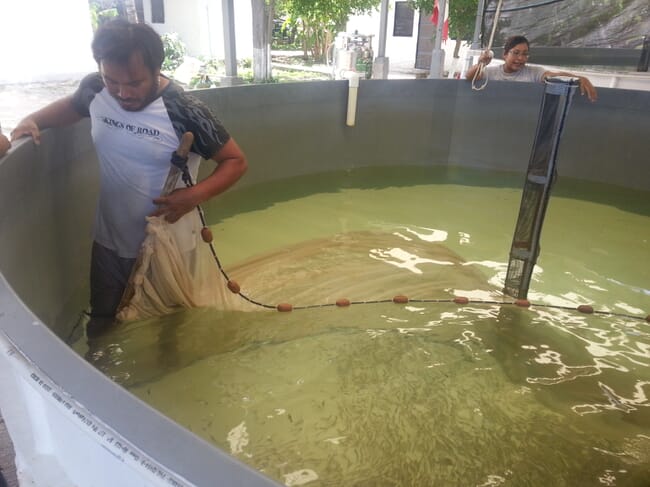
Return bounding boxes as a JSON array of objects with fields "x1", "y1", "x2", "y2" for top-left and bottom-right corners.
[{"x1": 0, "y1": 79, "x2": 648, "y2": 486}]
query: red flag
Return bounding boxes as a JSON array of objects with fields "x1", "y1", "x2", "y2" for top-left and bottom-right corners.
[
  {"x1": 430, "y1": 0, "x2": 449, "y2": 41},
  {"x1": 431, "y1": 0, "x2": 439, "y2": 24}
]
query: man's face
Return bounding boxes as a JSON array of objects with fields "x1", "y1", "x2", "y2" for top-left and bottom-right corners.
[{"x1": 100, "y1": 51, "x2": 160, "y2": 111}]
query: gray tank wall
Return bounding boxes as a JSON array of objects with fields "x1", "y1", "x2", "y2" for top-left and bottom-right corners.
[
  {"x1": 0, "y1": 79, "x2": 648, "y2": 485},
  {"x1": 192, "y1": 80, "x2": 650, "y2": 191},
  {"x1": 0, "y1": 122, "x2": 97, "y2": 335},
  {"x1": 2, "y1": 79, "x2": 649, "y2": 334}
]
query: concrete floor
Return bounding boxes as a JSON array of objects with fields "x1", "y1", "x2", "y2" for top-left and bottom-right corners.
[{"x1": 0, "y1": 412, "x2": 18, "y2": 487}]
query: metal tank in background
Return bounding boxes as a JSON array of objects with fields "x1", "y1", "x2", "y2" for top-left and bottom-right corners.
[{"x1": 330, "y1": 31, "x2": 374, "y2": 80}]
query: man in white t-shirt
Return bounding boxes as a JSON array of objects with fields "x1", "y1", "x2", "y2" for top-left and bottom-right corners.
[
  {"x1": 11, "y1": 19, "x2": 248, "y2": 336},
  {"x1": 466, "y1": 35, "x2": 598, "y2": 102}
]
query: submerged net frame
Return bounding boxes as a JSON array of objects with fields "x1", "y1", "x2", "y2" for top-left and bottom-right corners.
[{"x1": 503, "y1": 77, "x2": 577, "y2": 299}]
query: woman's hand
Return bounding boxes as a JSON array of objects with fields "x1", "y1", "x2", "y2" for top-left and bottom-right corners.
[
  {"x1": 577, "y1": 76, "x2": 598, "y2": 102},
  {"x1": 478, "y1": 50, "x2": 494, "y2": 65}
]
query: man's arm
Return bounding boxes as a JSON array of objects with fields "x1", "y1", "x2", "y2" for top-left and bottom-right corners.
[
  {"x1": 542, "y1": 70, "x2": 598, "y2": 102},
  {"x1": 10, "y1": 96, "x2": 85, "y2": 145},
  {"x1": 0, "y1": 134, "x2": 10, "y2": 157},
  {"x1": 151, "y1": 137, "x2": 248, "y2": 223}
]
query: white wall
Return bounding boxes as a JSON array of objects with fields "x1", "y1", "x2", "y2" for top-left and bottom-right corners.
[
  {"x1": 346, "y1": 1, "x2": 420, "y2": 70},
  {"x1": 346, "y1": 1, "x2": 467, "y2": 76},
  {"x1": 139, "y1": 0, "x2": 431, "y2": 69},
  {"x1": 143, "y1": 0, "x2": 253, "y2": 60},
  {"x1": 0, "y1": 0, "x2": 96, "y2": 82}
]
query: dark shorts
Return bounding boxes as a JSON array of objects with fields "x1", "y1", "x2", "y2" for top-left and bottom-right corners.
[{"x1": 90, "y1": 241, "x2": 136, "y2": 319}]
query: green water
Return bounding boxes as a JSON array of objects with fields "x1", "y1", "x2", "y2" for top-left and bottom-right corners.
[{"x1": 85, "y1": 167, "x2": 650, "y2": 486}]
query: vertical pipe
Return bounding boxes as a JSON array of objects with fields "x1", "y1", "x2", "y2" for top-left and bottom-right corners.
[{"x1": 346, "y1": 73, "x2": 360, "y2": 127}]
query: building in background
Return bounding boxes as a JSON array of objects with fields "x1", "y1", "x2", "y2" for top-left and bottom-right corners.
[
  {"x1": 347, "y1": 1, "x2": 461, "y2": 78},
  {"x1": 139, "y1": 0, "x2": 253, "y2": 61}
]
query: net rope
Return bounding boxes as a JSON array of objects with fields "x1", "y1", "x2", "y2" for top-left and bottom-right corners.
[
  {"x1": 116, "y1": 171, "x2": 649, "y2": 324},
  {"x1": 471, "y1": 0, "x2": 504, "y2": 91},
  {"x1": 112, "y1": 134, "x2": 648, "y2": 324}
]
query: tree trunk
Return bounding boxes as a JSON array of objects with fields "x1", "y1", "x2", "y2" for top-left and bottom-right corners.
[
  {"x1": 251, "y1": 0, "x2": 273, "y2": 82},
  {"x1": 453, "y1": 39, "x2": 461, "y2": 58}
]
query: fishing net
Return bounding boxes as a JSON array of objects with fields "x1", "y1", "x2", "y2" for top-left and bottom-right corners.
[
  {"x1": 482, "y1": 0, "x2": 649, "y2": 49},
  {"x1": 115, "y1": 212, "x2": 255, "y2": 322},
  {"x1": 116, "y1": 134, "x2": 256, "y2": 322}
]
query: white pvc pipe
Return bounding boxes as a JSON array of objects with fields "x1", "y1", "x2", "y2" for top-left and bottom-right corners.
[{"x1": 343, "y1": 71, "x2": 362, "y2": 126}]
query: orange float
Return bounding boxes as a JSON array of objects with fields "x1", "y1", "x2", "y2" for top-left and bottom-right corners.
[
  {"x1": 393, "y1": 295, "x2": 409, "y2": 304},
  {"x1": 577, "y1": 304, "x2": 594, "y2": 314},
  {"x1": 453, "y1": 296, "x2": 469, "y2": 305},
  {"x1": 336, "y1": 298, "x2": 351, "y2": 307},
  {"x1": 227, "y1": 280, "x2": 240, "y2": 294},
  {"x1": 515, "y1": 299, "x2": 531, "y2": 308},
  {"x1": 201, "y1": 227, "x2": 213, "y2": 243},
  {"x1": 277, "y1": 303, "x2": 293, "y2": 312}
]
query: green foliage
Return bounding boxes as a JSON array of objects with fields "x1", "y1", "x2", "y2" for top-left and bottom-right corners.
[
  {"x1": 279, "y1": 0, "x2": 380, "y2": 29},
  {"x1": 188, "y1": 59, "x2": 223, "y2": 89},
  {"x1": 186, "y1": 56, "x2": 328, "y2": 89},
  {"x1": 89, "y1": 1, "x2": 118, "y2": 31},
  {"x1": 161, "y1": 33, "x2": 186, "y2": 73},
  {"x1": 272, "y1": 18, "x2": 301, "y2": 50},
  {"x1": 408, "y1": 0, "x2": 479, "y2": 41},
  {"x1": 276, "y1": 0, "x2": 381, "y2": 61}
]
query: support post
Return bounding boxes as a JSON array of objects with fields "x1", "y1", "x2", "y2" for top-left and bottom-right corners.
[
  {"x1": 463, "y1": 0, "x2": 486, "y2": 77},
  {"x1": 373, "y1": 0, "x2": 390, "y2": 79},
  {"x1": 638, "y1": 35, "x2": 650, "y2": 72},
  {"x1": 471, "y1": 0, "x2": 486, "y2": 50},
  {"x1": 221, "y1": 0, "x2": 243, "y2": 86},
  {"x1": 428, "y1": 0, "x2": 446, "y2": 79}
]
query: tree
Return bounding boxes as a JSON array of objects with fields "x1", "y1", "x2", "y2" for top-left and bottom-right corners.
[
  {"x1": 88, "y1": 0, "x2": 140, "y2": 30},
  {"x1": 277, "y1": 0, "x2": 381, "y2": 62},
  {"x1": 409, "y1": 0, "x2": 479, "y2": 57}
]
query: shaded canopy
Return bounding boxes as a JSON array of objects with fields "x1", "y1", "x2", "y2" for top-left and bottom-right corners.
[{"x1": 483, "y1": 0, "x2": 649, "y2": 49}]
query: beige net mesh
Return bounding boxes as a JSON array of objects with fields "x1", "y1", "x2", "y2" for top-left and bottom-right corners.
[
  {"x1": 116, "y1": 132, "x2": 257, "y2": 322},
  {"x1": 116, "y1": 212, "x2": 257, "y2": 322}
]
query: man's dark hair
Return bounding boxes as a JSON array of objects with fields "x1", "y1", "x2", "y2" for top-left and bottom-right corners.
[
  {"x1": 92, "y1": 19, "x2": 164, "y2": 72},
  {"x1": 503, "y1": 35, "x2": 529, "y2": 54}
]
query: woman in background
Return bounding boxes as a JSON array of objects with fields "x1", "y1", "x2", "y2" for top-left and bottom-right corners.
[{"x1": 466, "y1": 35, "x2": 598, "y2": 102}]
